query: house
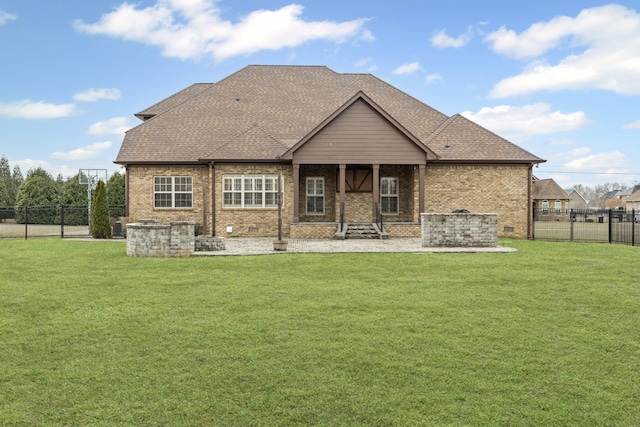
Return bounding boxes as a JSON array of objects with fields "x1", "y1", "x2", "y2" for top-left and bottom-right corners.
[
  {"x1": 532, "y1": 177, "x2": 570, "y2": 221},
  {"x1": 600, "y1": 189, "x2": 622, "y2": 208},
  {"x1": 564, "y1": 188, "x2": 590, "y2": 211},
  {"x1": 115, "y1": 65, "x2": 544, "y2": 239},
  {"x1": 624, "y1": 187, "x2": 640, "y2": 213}
]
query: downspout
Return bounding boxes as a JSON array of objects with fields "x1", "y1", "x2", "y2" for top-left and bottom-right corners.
[
  {"x1": 210, "y1": 162, "x2": 215, "y2": 236},
  {"x1": 125, "y1": 165, "x2": 130, "y2": 217},
  {"x1": 528, "y1": 164, "x2": 533, "y2": 239}
]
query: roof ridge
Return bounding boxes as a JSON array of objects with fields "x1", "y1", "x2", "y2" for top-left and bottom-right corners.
[
  {"x1": 424, "y1": 115, "x2": 457, "y2": 144},
  {"x1": 205, "y1": 124, "x2": 288, "y2": 158},
  {"x1": 452, "y1": 114, "x2": 545, "y2": 162},
  {"x1": 135, "y1": 83, "x2": 214, "y2": 117}
]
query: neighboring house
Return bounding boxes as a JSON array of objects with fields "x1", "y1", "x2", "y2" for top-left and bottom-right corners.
[
  {"x1": 600, "y1": 189, "x2": 622, "y2": 207},
  {"x1": 620, "y1": 184, "x2": 640, "y2": 205},
  {"x1": 624, "y1": 188, "x2": 640, "y2": 213},
  {"x1": 564, "y1": 188, "x2": 590, "y2": 211},
  {"x1": 532, "y1": 178, "x2": 570, "y2": 221},
  {"x1": 115, "y1": 65, "x2": 544, "y2": 239}
]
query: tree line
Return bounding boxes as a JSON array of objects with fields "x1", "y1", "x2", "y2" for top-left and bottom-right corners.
[{"x1": 0, "y1": 155, "x2": 125, "y2": 225}]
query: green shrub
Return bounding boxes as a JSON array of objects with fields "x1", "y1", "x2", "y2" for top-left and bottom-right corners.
[{"x1": 90, "y1": 180, "x2": 111, "y2": 239}]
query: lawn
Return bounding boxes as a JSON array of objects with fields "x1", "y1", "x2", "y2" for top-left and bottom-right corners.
[{"x1": 1, "y1": 238, "x2": 639, "y2": 426}]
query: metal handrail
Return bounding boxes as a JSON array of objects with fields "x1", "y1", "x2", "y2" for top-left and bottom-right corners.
[
  {"x1": 339, "y1": 202, "x2": 345, "y2": 233},
  {"x1": 375, "y1": 202, "x2": 383, "y2": 232}
]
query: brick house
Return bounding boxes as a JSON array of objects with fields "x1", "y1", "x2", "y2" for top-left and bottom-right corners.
[
  {"x1": 115, "y1": 65, "x2": 544, "y2": 239},
  {"x1": 532, "y1": 177, "x2": 570, "y2": 221}
]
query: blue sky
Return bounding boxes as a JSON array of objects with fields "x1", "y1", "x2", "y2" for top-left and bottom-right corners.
[{"x1": 1, "y1": 0, "x2": 639, "y2": 188}]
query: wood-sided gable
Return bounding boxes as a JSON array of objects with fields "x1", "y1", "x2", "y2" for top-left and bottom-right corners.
[{"x1": 282, "y1": 92, "x2": 438, "y2": 165}]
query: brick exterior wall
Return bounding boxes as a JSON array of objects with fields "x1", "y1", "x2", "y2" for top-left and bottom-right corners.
[
  {"x1": 214, "y1": 164, "x2": 293, "y2": 238},
  {"x1": 127, "y1": 165, "x2": 209, "y2": 228},
  {"x1": 422, "y1": 164, "x2": 530, "y2": 238},
  {"x1": 299, "y1": 165, "x2": 337, "y2": 222},
  {"x1": 126, "y1": 163, "x2": 531, "y2": 239}
]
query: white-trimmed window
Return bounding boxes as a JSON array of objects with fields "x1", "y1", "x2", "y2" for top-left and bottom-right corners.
[
  {"x1": 542, "y1": 200, "x2": 549, "y2": 216},
  {"x1": 381, "y1": 177, "x2": 399, "y2": 215},
  {"x1": 306, "y1": 177, "x2": 324, "y2": 215},
  {"x1": 223, "y1": 175, "x2": 279, "y2": 208},
  {"x1": 555, "y1": 200, "x2": 562, "y2": 215},
  {"x1": 154, "y1": 176, "x2": 192, "y2": 208}
]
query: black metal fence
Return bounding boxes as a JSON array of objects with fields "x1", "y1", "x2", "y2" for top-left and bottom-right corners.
[
  {"x1": 533, "y1": 208, "x2": 638, "y2": 246},
  {"x1": 0, "y1": 205, "x2": 125, "y2": 239}
]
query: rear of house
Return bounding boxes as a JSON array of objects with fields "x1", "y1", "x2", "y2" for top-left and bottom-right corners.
[{"x1": 116, "y1": 65, "x2": 545, "y2": 239}]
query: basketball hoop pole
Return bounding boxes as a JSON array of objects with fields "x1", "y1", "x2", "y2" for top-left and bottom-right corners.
[{"x1": 79, "y1": 169, "x2": 108, "y2": 232}]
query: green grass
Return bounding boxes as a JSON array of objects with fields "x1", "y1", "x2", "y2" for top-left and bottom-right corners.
[{"x1": 1, "y1": 238, "x2": 639, "y2": 426}]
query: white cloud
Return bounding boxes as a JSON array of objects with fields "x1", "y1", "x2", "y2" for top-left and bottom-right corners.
[
  {"x1": 431, "y1": 28, "x2": 471, "y2": 48},
  {"x1": 546, "y1": 137, "x2": 575, "y2": 146},
  {"x1": 486, "y1": 4, "x2": 640, "y2": 97},
  {"x1": 74, "y1": 88, "x2": 122, "y2": 102},
  {"x1": 562, "y1": 148, "x2": 626, "y2": 170},
  {"x1": 50, "y1": 141, "x2": 113, "y2": 161},
  {"x1": 74, "y1": 1, "x2": 371, "y2": 61},
  {"x1": 425, "y1": 73, "x2": 442, "y2": 84},
  {"x1": 392, "y1": 62, "x2": 422, "y2": 75},
  {"x1": 461, "y1": 103, "x2": 588, "y2": 141},
  {"x1": 0, "y1": 9, "x2": 17, "y2": 25},
  {"x1": 87, "y1": 117, "x2": 132, "y2": 135},
  {"x1": 0, "y1": 100, "x2": 78, "y2": 119},
  {"x1": 623, "y1": 120, "x2": 640, "y2": 129}
]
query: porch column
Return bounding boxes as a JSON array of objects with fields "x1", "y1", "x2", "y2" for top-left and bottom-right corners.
[
  {"x1": 419, "y1": 163, "x2": 425, "y2": 222},
  {"x1": 339, "y1": 164, "x2": 346, "y2": 221},
  {"x1": 293, "y1": 164, "x2": 300, "y2": 223},
  {"x1": 210, "y1": 162, "x2": 215, "y2": 236},
  {"x1": 372, "y1": 164, "x2": 380, "y2": 222}
]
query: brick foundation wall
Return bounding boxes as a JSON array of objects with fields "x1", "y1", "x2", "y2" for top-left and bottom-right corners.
[
  {"x1": 384, "y1": 223, "x2": 421, "y2": 238},
  {"x1": 421, "y1": 213, "x2": 497, "y2": 247},
  {"x1": 290, "y1": 223, "x2": 338, "y2": 239}
]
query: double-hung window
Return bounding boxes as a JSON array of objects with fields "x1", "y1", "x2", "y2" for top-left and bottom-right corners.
[
  {"x1": 542, "y1": 200, "x2": 549, "y2": 216},
  {"x1": 154, "y1": 176, "x2": 192, "y2": 208},
  {"x1": 555, "y1": 200, "x2": 562, "y2": 215},
  {"x1": 306, "y1": 177, "x2": 324, "y2": 215},
  {"x1": 223, "y1": 175, "x2": 279, "y2": 208},
  {"x1": 380, "y1": 177, "x2": 398, "y2": 215}
]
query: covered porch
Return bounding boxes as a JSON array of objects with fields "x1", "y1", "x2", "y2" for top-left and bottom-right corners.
[{"x1": 288, "y1": 163, "x2": 426, "y2": 239}]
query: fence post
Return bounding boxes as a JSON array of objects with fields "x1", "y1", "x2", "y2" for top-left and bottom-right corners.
[
  {"x1": 60, "y1": 204, "x2": 65, "y2": 238},
  {"x1": 24, "y1": 206, "x2": 28, "y2": 240},
  {"x1": 633, "y1": 209, "x2": 636, "y2": 247},
  {"x1": 570, "y1": 209, "x2": 574, "y2": 241},
  {"x1": 608, "y1": 209, "x2": 612, "y2": 244}
]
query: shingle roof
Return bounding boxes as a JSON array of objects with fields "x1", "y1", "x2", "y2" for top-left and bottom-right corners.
[
  {"x1": 116, "y1": 65, "x2": 545, "y2": 165},
  {"x1": 533, "y1": 178, "x2": 570, "y2": 200}
]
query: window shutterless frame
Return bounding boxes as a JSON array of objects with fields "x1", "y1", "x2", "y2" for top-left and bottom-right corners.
[
  {"x1": 153, "y1": 176, "x2": 193, "y2": 208},
  {"x1": 306, "y1": 177, "x2": 324, "y2": 215},
  {"x1": 380, "y1": 177, "x2": 399, "y2": 215},
  {"x1": 222, "y1": 175, "x2": 279, "y2": 208}
]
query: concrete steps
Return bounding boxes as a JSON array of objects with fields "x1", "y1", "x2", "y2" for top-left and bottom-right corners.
[{"x1": 345, "y1": 223, "x2": 379, "y2": 239}]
